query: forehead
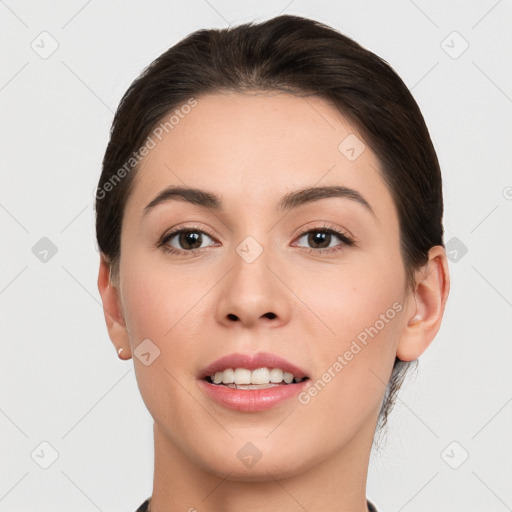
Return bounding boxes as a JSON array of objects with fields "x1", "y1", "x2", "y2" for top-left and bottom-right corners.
[{"x1": 126, "y1": 91, "x2": 396, "y2": 223}]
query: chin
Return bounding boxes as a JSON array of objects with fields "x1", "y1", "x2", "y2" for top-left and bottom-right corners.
[
  {"x1": 204, "y1": 456, "x2": 309, "y2": 482},
  {"x1": 191, "y1": 437, "x2": 320, "y2": 482}
]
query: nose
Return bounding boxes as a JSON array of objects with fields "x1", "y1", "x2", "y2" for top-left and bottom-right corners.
[{"x1": 215, "y1": 241, "x2": 292, "y2": 329}]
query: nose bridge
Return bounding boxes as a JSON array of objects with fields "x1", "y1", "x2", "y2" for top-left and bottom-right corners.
[
  {"x1": 215, "y1": 231, "x2": 290, "y2": 327},
  {"x1": 231, "y1": 232, "x2": 274, "y2": 302}
]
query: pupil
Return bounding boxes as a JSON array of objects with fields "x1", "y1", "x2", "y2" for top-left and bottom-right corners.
[
  {"x1": 309, "y1": 231, "x2": 329, "y2": 249},
  {"x1": 180, "y1": 231, "x2": 201, "y2": 250}
]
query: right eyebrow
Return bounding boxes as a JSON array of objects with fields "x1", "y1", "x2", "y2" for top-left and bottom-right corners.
[{"x1": 143, "y1": 187, "x2": 221, "y2": 217}]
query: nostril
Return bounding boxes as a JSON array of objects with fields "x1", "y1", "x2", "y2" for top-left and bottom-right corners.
[{"x1": 264, "y1": 312, "x2": 276, "y2": 319}]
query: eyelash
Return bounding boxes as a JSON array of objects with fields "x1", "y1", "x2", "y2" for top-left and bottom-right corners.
[{"x1": 157, "y1": 223, "x2": 356, "y2": 257}]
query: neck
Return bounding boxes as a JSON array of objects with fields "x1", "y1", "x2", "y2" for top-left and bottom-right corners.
[{"x1": 149, "y1": 421, "x2": 375, "y2": 512}]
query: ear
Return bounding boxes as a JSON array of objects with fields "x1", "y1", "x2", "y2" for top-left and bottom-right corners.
[
  {"x1": 97, "y1": 254, "x2": 132, "y2": 360},
  {"x1": 396, "y1": 245, "x2": 450, "y2": 361}
]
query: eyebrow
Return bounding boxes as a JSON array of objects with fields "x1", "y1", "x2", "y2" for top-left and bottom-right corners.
[{"x1": 143, "y1": 185, "x2": 375, "y2": 217}]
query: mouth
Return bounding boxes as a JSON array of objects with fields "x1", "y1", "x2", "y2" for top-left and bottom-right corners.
[
  {"x1": 204, "y1": 367, "x2": 309, "y2": 389},
  {"x1": 197, "y1": 352, "x2": 310, "y2": 412}
]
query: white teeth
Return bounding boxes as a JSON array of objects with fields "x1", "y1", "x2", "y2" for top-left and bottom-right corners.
[
  {"x1": 269, "y1": 368, "x2": 284, "y2": 383},
  {"x1": 222, "y1": 368, "x2": 235, "y2": 384},
  {"x1": 234, "y1": 368, "x2": 251, "y2": 384},
  {"x1": 251, "y1": 367, "x2": 270, "y2": 384},
  {"x1": 209, "y1": 367, "x2": 304, "y2": 385},
  {"x1": 283, "y1": 371, "x2": 294, "y2": 384}
]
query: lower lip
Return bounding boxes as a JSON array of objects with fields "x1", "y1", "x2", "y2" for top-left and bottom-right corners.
[{"x1": 197, "y1": 379, "x2": 309, "y2": 412}]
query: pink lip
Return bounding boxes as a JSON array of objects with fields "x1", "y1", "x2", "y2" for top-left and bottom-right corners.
[
  {"x1": 196, "y1": 351, "x2": 310, "y2": 412},
  {"x1": 197, "y1": 351, "x2": 309, "y2": 380},
  {"x1": 197, "y1": 378, "x2": 309, "y2": 412}
]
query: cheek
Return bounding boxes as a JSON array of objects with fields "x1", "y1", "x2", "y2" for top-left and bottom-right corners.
[
  {"x1": 120, "y1": 253, "x2": 205, "y2": 342},
  {"x1": 292, "y1": 256, "x2": 404, "y2": 405},
  {"x1": 119, "y1": 258, "x2": 206, "y2": 420},
  {"x1": 294, "y1": 290, "x2": 404, "y2": 443},
  {"x1": 293, "y1": 251, "x2": 405, "y2": 345}
]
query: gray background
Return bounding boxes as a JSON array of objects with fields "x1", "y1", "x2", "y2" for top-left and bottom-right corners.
[{"x1": 1, "y1": 1, "x2": 511, "y2": 511}]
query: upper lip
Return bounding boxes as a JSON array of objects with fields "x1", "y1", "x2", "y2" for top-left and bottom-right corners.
[{"x1": 198, "y1": 351, "x2": 309, "y2": 380}]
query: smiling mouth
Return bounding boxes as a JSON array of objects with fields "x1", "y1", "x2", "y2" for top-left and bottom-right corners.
[
  {"x1": 204, "y1": 375, "x2": 309, "y2": 390},
  {"x1": 203, "y1": 368, "x2": 308, "y2": 390},
  {"x1": 199, "y1": 365, "x2": 310, "y2": 411}
]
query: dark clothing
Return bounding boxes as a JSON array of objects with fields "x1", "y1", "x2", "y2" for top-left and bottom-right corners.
[
  {"x1": 135, "y1": 498, "x2": 150, "y2": 511},
  {"x1": 136, "y1": 497, "x2": 380, "y2": 511}
]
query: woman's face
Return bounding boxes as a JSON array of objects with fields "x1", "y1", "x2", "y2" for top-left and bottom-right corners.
[{"x1": 115, "y1": 91, "x2": 416, "y2": 479}]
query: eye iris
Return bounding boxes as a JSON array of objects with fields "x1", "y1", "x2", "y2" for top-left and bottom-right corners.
[
  {"x1": 309, "y1": 231, "x2": 330, "y2": 249},
  {"x1": 179, "y1": 231, "x2": 202, "y2": 250}
]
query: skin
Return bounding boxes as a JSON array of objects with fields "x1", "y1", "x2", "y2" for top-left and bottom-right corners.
[{"x1": 98, "y1": 91, "x2": 450, "y2": 512}]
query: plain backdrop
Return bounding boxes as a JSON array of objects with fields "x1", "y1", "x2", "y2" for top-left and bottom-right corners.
[{"x1": 1, "y1": 1, "x2": 511, "y2": 511}]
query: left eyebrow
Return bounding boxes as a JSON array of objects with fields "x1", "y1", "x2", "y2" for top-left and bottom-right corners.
[
  {"x1": 279, "y1": 185, "x2": 376, "y2": 217},
  {"x1": 142, "y1": 185, "x2": 376, "y2": 218}
]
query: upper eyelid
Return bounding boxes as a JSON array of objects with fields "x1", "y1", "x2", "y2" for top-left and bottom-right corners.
[{"x1": 161, "y1": 223, "x2": 347, "y2": 238}]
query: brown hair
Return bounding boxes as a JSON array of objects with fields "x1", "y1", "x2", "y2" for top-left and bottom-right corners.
[{"x1": 95, "y1": 14, "x2": 444, "y2": 436}]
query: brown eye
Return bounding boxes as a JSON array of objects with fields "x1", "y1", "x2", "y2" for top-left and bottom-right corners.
[
  {"x1": 173, "y1": 230, "x2": 204, "y2": 250},
  {"x1": 294, "y1": 227, "x2": 355, "y2": 252},
  {"x1": 303, "y1": 231, "x2": 333, "y2": 249},
  {"x1": 159, "y1": 227, "x2": 218, "y2": 255}
]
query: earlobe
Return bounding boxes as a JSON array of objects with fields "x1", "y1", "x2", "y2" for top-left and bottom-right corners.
[
  {"x1": 117, "y1": 347, "x2": 131, "y2": 360},
  {"x1": 97, "y1": 254, "x2": 132, "y2": 359},
  {"x1": 396, "y1": 246, "x2": 450, "y2": 361}
]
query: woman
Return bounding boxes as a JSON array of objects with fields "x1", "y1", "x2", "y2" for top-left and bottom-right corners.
[{"x1": 95, "y1": 14, "x2": 450, "y2": 512}]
